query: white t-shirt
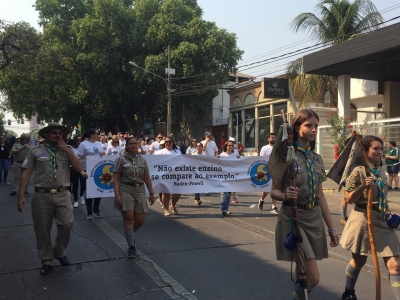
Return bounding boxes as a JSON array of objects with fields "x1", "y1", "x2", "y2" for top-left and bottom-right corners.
[
  {"x1": 220, "y1": 151, "x2": 237, "y2": 158},
  {"x1": 192, "y1": 152, "x2": 205, "y2": 156},
  {"x1": 140, "y1": 145, "x2": 147, "y2": 155},
  {"x1": 101, "y1": 142, "x2": 108, "y2": 151},
  {"x1": 77, "y1": 140, "x2": 104, "y2": 170},
  {"x1": 260, "y1": 145, "x2": 273, "y2": 161},
  {"x1": 119, "y1": 139, "x2": 126, "y2": 148},
  {"x1": 201, "y1": 140, "x2": 219, "y2": 156},
  {"x1": 186, "y1": 147, "x2": 197, "y2": 155},
  {"x1": 150, "y1": 141, "x2": 160, "y2": 154},
  {"x1": 154, "y1": 148, "x2": 181, "y2": 155},
  {"x1": 106, "y1": 145, "x2": 123, "y2": 156}
]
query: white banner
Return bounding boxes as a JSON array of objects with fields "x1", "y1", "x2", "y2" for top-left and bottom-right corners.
[{"x1": 86, "y1": 155, "x2": 272, "y2": 198}]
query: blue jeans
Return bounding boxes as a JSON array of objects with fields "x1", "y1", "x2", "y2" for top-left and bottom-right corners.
[
  {"x1": 0, "y1": 159, "x2": 9, "y2": 181},
  {"x1": 221, "y1": 192, "x2": 231, "y2": 213}
]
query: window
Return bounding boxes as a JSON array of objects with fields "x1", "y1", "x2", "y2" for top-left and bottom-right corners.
[
  {"x1": 231, "y1": 112, "x2": 242, "y2": 143},
  {"x1": 244, "y1": 108, "x2": 255, "y2": 148},
  {"x1": 7, "y1": 120, "x2": 11, "y2": 125},
  {"x1": 21, "y1": 119, "x2": 24, "y2": 124},
  {"x1": 273, "y1": 103, "x2": 287, "y2": 132}
]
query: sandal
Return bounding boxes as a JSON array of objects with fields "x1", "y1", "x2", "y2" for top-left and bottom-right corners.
[
  {"x1": 169, "y1": 205, "x2": 178, "y2": 214},
  {"x1": 164, "y1": 210, "x2": 170, "y2": 216}
]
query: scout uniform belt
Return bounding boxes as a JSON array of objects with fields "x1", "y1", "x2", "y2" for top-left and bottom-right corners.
[
  {"x1": 282, "y1": 200, "x2": 319, "y2": 210},
  {"x1": 121, "y1": 182, "x2": 144, "y2": 188},
  {"x1": 34, "y1": 187, "x2": 70, "y2": 194}
]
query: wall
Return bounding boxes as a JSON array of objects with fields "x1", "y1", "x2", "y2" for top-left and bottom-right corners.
[
  {"x1": 350, "y1": 79, "x2": 378, "y2": 98},
  {"x1": 212, "y1": 88, "x2": 230, "y2": 126}
]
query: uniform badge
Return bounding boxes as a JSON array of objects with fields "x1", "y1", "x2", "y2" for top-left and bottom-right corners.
[
  {"x1": 93, "y1": 147, "x2": 99, "y2": 153},
  {"x1": 296, "y1": 174, "x2": 302, "y2": 183},
  {"x1": 313, "y1": 156, "x2": 318, "y2": 161},
  {"x1": 40, "y1": 152, "x2": 46, "y2": 157}
]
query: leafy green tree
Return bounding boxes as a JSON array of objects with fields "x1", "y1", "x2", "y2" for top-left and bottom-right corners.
[
  {"x1": 0, "y1": 0, "x2": 242, "y2": 135},
  {"x1": 286, "y1": 0, "x2": 383, "y2": 108},
  {"x1": 0, "y1": 113, "x2": 5, "y2": 134}
]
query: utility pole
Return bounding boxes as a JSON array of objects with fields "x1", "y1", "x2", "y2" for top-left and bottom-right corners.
[{"x1": 167, "y1": 45, "x2": 172, "y2": 136}]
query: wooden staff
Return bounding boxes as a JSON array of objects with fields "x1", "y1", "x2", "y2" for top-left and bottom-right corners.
[
  {"x1": 281, "y1": 109, "x2": 308, "y2": 299},
  {"x1": 353, "y1": 131, "x2": 381, "y2": 300}
]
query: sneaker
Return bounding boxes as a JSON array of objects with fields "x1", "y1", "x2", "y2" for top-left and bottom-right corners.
[
  {"x1": 389, "y1": 186, "x2": 393, "y2": 190},
  {"x1": 258, "y1": 199, "x2": 264, "y2": 210},
  {"x1": 164, "y1": 210, "x2": 170, "y2": 217},
  {"x1": 342, "y1": 289, "x2": 357, "y2": 300},
  {"x1": 87, "y1": 215, "x2": 93, "y2": 220},
  {"x1": 93, "y1": 210, "x2": 103, "y2": 217},
  {"x1": 80, "y1": 196, "x2": 85, "y2": 205},
  {"x1": 73, "y1": 202, "x2": 79, "y2": 208},
  {"x1": 157, "y1": 197, "x2": 164, "y2": 208},
  {"x1": 222, "y1": 211, "x2": 231, "y2": 216},
  {"x1": 270, "y1": 207, "x2": 278, "y2": 214},
  {"x1": 340, "y1": 217, "x2": 348, "y2": 225},
  {"x1": 127, "y1": 246, "x2": 136, "y2": 258},
  {"x1": 10, "y1": 191, "x2": 17, "y2": 196},
  {"x1": 231, "y1": 197, "x2": 238, "y2": 203}
]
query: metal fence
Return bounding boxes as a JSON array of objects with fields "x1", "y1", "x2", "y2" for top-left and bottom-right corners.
[{"x1": 316, "y1": 117, "x2": 400, "y2": 169}]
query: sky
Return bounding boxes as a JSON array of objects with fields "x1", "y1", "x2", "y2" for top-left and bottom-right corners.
[{"x1": 1, "y1": 0, "x2": 400, "y2": 78}]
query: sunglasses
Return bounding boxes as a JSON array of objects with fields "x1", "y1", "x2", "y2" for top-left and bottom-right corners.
[
  {"x1": 192, "y1": 140, "x2": 197, "y2": 142},
  {"x1": 157, "y1": 136, "x2": 163, "y2": 139},
  {"x1": 165, "y1": 141, "x2": 172, "y2": 143}
]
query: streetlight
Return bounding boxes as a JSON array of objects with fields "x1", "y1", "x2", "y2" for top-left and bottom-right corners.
[{"x1": 128, "y1": 59, "x2": 174, "y2": 136}]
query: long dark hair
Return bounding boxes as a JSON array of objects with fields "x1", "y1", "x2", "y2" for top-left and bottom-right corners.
[
  {"x1": 222, "y1": 140, "x2": 235, "y2": 153},
  {"x1": 361, "y1": 135, "x2": 383, "y2": 152},
  {"x1": 291, "y1": 109, "x2": 319, "y2": 151},
  {"x1": 83, "y1": 128, "x2": 97, "y2": 139}
]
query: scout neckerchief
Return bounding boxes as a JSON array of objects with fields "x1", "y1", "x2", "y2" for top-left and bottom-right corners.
[
  {"x1": 45, "y1": 144, "x2": 60, "y2": 183},
  {"x1": 296, "y1": 141, "x2": 317, "y2": 208},
  {"x1": 368, "y1": 163, "x2": 387, "y2": 221},
  {"x1": 125, "y1": 153, "x2": 138, "y2": 180}
]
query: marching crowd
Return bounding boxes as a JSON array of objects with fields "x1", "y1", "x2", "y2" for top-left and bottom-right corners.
[{"x1": 5, "y1": 110, "x2": 400, "y2": 300}]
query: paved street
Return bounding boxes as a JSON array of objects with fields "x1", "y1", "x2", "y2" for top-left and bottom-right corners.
[{"x1": 1, "y1": 175, "x2": 400, "y2": 299}]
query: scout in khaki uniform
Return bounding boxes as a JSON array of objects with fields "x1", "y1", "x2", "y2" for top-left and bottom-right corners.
[
  {"x1": 340, "y1": 136, "x2": 400, "y2": 300},
  {"x1": 113, "y1": 137, "x2": 155, "y2": 258},
  {"x1": 10, "y1": 133, "x2": 30, "y2": 195},
  {"x1": 270, "y1": 109, "x2": 339, "y2": 300},
  {"x1": 17, "y1": 122, "x2": 86, "y2": 276}
]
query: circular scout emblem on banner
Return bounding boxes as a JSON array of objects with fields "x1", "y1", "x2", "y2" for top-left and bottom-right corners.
[
  {"x1": 249, "y1": 162, "x2": 271, "y2": 187},
  {"x1": 93, "y1": 163, "x2": 114, "y2": 190}
]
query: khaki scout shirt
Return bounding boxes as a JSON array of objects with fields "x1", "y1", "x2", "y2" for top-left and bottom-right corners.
[
  {"x1": 12, "y1": 143, "x2": 30, "y2": 162},
  {"x1": 345, "y1": 165, "x2": 388, "y2": 205},
  {"x1": 280, "y1": 150, "x2": 327, "y2": 204},
  {"x1": 22, "y1": 144, "x2": 76, "y2": 188},
  {"x1": 113, "y1": 154, "x2": 149, "y2": 182}
]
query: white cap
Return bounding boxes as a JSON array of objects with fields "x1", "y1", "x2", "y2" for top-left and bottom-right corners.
[{"x1": 228, "y1": 137, "x2": 235, "y2": 142}]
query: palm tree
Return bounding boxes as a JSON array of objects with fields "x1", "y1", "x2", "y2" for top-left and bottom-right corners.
[{"x1": 287, "y1": 0, "x2": 383, "y2": 108}]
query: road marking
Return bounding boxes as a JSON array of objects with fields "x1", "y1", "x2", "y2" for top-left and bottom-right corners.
[{"x1": 79, "y1": 207, "x2": 197, "y2": 299}]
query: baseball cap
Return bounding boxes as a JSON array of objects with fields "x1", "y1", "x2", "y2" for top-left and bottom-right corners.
[{"x1": 228, "y1": 137, "x2": 235, "y2": 142}]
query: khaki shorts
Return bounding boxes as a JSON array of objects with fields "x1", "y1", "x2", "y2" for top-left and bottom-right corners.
[{"x1": 115, "y1": 184, "x2": 148, "y2": 213}]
